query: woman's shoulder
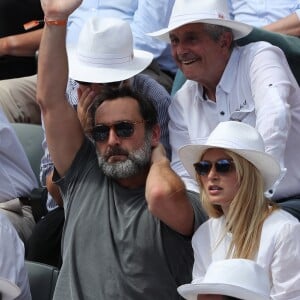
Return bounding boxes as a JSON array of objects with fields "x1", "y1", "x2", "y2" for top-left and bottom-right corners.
[{"x1": 263, "y1": 208, "x2": 299, "y2": 235}]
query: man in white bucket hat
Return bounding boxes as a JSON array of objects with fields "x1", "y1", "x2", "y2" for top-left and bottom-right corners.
[
  {"x1": 35, "y1": 0, "x2": 207, "y2": 299},
  {"x1": 65, "y1": 15, "x2": 171, "y2": 155},
  {"x1": 178, "y1": 259, "x2": 271, "y2": 300},
  {"x1": 178, "y1": 121, "x2": 300, "y2": 299},
  {"x1": 149, "y1": 0, "x2": 300, "y2": 221}
]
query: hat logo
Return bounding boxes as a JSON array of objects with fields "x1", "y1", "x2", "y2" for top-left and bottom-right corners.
[{"x1": 218, "y1": 12, "x2": 225, "y2": 19}]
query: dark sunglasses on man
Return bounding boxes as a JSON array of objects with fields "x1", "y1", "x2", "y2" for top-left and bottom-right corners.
[{"x1": 92, "y1": 120, "x2": 146, "y2": 142}]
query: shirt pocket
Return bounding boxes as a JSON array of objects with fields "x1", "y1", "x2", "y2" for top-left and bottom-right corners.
[{"x1": 229, "y1": 102, "x2": 255, "y2": 124}]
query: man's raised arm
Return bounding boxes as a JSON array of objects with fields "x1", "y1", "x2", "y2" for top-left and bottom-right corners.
[{"x1": 36, "y1": 0, "x2": 86, "y2": 177}]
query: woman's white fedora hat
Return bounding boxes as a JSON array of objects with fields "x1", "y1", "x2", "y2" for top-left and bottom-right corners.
[
  {"x1": 0, "y1": 277, "x2": 21, "y2": 300},
  {"x1": 178, "y1": 259, "x2": 271, "y2": 300},
  {"x1": 148, "y1": 0, "x2": 252, "y2": 42},
  {"x1": 67, "y1": 17, "x2": 153, "y2": 83},
  {"x1": 179, "y1": 121, "x2": 281, "y2": 192}
]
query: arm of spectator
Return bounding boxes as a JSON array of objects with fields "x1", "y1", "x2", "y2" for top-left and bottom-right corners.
[
  {"x1": 146, "y1": 143, "x2": 195, "y2": 236},
  {"x1": 0, "y1": 29, "x2": 43, "y2": 57},
  {"x1": 36, "y1": 0, "x2": 85, "y2": 177},
  {"x1": 46, "y1": 171, "x2": 63, "y2": 207},
  {"x1": 263, "y1": 12, "x2": 300, "y2": 37}
]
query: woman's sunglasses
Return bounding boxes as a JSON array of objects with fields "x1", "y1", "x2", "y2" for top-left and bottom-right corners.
[
  {"x1": 193, "y1": 159, "x2": 235, "y2": 176},
  {"x1": 92, "y1": 120, "x2": 145, "y2": 142}
]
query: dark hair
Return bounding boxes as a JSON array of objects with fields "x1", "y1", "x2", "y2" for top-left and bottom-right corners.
[
  {"x1": 90, "y1": 86, "x2": 158, "y2": 130},
  {"x1": 203, "y1": 23, "x2": 235, "y2": 50},
  {"x1": 224, "y1": 296, "x2": 241, "y2": 300}
]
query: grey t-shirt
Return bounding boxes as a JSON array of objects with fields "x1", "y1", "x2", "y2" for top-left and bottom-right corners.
[{"x1": 53, "y1": 138, "x2": 206, "y2": 300}]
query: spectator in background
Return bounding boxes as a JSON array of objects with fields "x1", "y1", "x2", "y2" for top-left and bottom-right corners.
[
  {"x1": 227, "y1": 0, "x2": 300, "y2": 36},
  {"x1": 0, "y1": 0, "x2": 176, "y2": 124},
  {"x1": 0, "y1": 0, "x2": 43, "y2": 123},
  {"x1": 179, "y1": 121, "x2": 300, "y2": 299},
  {"x1": 0, "y1": 212, "x2": 31, "y2": 300},
  {"x1": 0, "y1": 0, "x2": 43, "y2": 80},
  {"x1": 178, "y1": 259, "x2": 271, "y2": 300},
  {"x1": 150, "y1": 0, "x2": 300, "y2": 220},
  {"x1": 171, "y1": 0, "x2": 300, "y2": 95},
  {"x1": 0, "y1": 108, "x2": 38, "y2": 249},
  {"x1": 0, "y1": 277, "x2": 21, "y2": 300}
]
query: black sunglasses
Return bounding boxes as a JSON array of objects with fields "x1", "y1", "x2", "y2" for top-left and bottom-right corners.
[
  {"x1": 193, "y1": 159, "x2": 235, "y2": 176},
  {"x1": 75, "y1": 80, "x2": 123, "y2": 88},
  {"x1": 92, "y1": 120, "x2": 145, "y2": 142}
]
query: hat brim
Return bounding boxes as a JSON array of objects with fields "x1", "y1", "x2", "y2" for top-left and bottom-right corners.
[
  {"x1": 179, "y1": 144, "x2": 281, "y2": 192},
  {"x1": 67, "y1": 48, "x2": 153, "y2": 83},
  {"x1": 178, "y1": 283, "x2": 270, "y2": 300},
  {"x1": 0, "y1": 278, "x2": 21, "y2": 300},
  {"x1": 148, "y1": 18, "x2": 252, "y2": 42}
]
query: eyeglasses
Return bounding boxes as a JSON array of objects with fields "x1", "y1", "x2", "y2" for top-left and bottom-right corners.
[
  {"x1": 193, "y1": 159, "x2": 235, "y2": 176},
  {"x1": 92, "y1": 120, "x2": 145, "y2": 142},
  {"x1": 75, "y1": 80, "x2": 124, "y2": 88}
]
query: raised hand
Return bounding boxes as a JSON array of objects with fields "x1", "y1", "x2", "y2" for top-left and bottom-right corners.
[
  {"x1": 40, "y1": 0, "x2": 83, "y2": 20},
  {"x1": 76, "y1": 87, "x2": 95, "y2": 134}
]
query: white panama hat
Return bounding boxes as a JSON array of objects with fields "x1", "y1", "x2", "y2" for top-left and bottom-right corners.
[
  {"x1": 67, "y1": 17, "x2": 153, "y2": 83},
  {"x1": 0, "y1": 277, "x2": 21, "y2": 300},
  {"x1": 178, "y1": 259, "x2": 271, "y2": 300},
  {"x1": 148, "y1": 0, "x2": 252, "y2": 42},
  {"x1": 179, "y1": 121, "x2": 281, "y2": 192}
]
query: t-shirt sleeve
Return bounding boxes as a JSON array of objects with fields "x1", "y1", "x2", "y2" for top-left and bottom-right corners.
[{"x1": 187, "y1": 190, "x2": 208, "y2": 232}]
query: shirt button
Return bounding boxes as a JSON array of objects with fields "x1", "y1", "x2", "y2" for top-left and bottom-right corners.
[{"x1": 220, "y1": 111, "x2": 225, "y2": 115}]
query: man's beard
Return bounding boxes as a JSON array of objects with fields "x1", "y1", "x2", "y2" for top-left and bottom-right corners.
[{"x1": 97, "y1": 131, "x2": 152, "y2": 179}]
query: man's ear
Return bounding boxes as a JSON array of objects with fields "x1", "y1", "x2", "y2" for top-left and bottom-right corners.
[
  {"x1": 219, "y1": 31, "x2": 233, "y2": 49},
  {"x1": 151, "y1": 124, "x2": 161, "y2": 147}
]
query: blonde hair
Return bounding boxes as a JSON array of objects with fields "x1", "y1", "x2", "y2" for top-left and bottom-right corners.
[{"x1": 198, "y1": 149, "x2": 278, "y2": 259}]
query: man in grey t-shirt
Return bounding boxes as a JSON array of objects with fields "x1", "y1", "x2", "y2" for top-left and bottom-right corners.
[{"x1": 37, "y1": 0, "x2": 206, "y2": 298}]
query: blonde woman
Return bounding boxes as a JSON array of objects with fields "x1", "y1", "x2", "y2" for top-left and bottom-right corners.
[{"x1": 178, "y1": 121, "x2": 300, "y2": 300}]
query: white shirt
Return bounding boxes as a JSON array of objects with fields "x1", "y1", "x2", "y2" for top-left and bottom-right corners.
[
  {"x1": 227, "y1": 0, "x2": 300, "y2": 26},
  {"x1": 169, "y1": 42, "x2": 300, "y2": 200},
  {"x1": 0, "y1": 109, "x2": 37, "y2": 202},
  {"x1": 0, "y1": 213, "x2": 31, "y2": 299},
  {"x1": 191, "y1": 210, "x2": 300, "y2": 299}
]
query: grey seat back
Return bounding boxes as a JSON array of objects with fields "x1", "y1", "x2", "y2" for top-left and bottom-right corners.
[
  {"x1": 25, "y1": 260, "x2": 59, "y2": 300},
  {"x1": 11, "y1": 123, "x2": 44, "y2": 184}
]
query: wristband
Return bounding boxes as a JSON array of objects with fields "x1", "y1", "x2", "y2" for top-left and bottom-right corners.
[
  {"x1": 44, "y1": 18, "x2": 67, "y2": 26},
  {"x1": 23, "y1": 18, "x2": 67, "y2": 31}
]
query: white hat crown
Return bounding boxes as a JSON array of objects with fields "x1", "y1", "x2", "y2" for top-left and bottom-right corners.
[
  {"x1": 77, "y1": 17, "x2": 134, "y2": 66},
  {"x1": 148, "y1": 0, "x2": 252, "y2": 41},
  {"x1": 205, "y1": 121, "x2": 265, "y2": 152},
  {"x1": 169, "y1": 0, "x2": 230, "y2": 27},
  {"x1": 68, "y1": 17, "x2": 153, "y2": 83},
  {"x1": 178, "y1": 259, "x2": 271, "y2": 300}
]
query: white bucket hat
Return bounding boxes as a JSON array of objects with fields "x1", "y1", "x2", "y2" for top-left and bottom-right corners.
[
  {"x1": 0, "y1": 277, "x2": 21, "y2": 300},
  {"x1": 178, "y1": 259, "x2": 271, "y2": 300},
  {"x1": 148, "y1": 0, "x2": 252, "y2": 42},
  {"x1": 67, "y1": 17, "x2": 153, "y2": 83},
  {"x1": 179, "y1": 121, "x2": 281, "y2": 192}
]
